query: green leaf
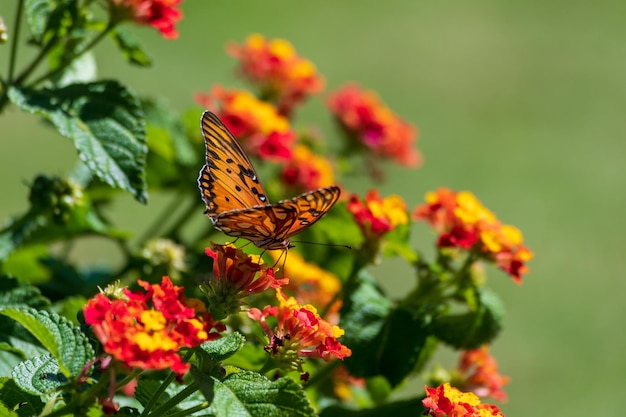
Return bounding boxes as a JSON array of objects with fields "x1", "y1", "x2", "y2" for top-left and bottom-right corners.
[
  {"x1": 0, "y1": 307, "x2": 94, "y2": 378},
  {"x1": 339, "y1": 270, "x2": 392, "y2": 378},
  {"x1": 200, "y1": 332, "x2": 246, "y2": 362},
  {"x1": 135, "y1": 377, "x2": 207, "y2": 415},
  {"x1": 142, "y1": 98, "x2": 195, "y2": 165},
  {"x1": 0, "y1": 276, "x2": 50, "y2": 309},
  {"x1": 110, "y1": 27, "x2": 152, "y2": 67},
  {"x1": 8, "y1": 82, "x2": 148, "y2": 202},
  {"x1": 12, "y1": 353, "x2": 65, "y2": 395},
  {"x1": 0, "y1": 376, "x2": 44, "y2": 416},
  {"x1": 430, "y1": 287, "x2": 505, "y2": 349},
  {"x1": 340, "y1": 271, "x2": 435, "y2": 387},
  {"x1": 24, "y1": 0, "x2": 55, "y2": 42},
  {"x1": 376, "y1": 306, "x2": 431, "y2": 387},
  {"x1": 209, "y1": 371, "x2": 315, "y2": 417},
  {"x1": 320, "y1": 397, "x2": 425, "y2": 417}
]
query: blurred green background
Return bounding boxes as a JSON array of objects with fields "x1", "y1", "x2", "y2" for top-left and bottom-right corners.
[{"x1": 1, "y1": 1, "x2": 624, "y2": 415}]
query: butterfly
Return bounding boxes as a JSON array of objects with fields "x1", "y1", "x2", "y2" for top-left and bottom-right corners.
[{"x1": 197, "y1": 111, "x2": 340, "y2": 251}]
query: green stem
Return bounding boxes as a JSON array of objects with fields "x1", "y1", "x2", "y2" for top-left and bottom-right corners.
[
  {"x1": 149, "y1": 382, "x2": 201, "y2": 417},
  {"x1": 140, "y1": 351, "x2": 193, "y2": 416},
  {"x1": 12, "y1": 34, "x2": 60, "y2": 85},
  {"x1": 26, "y1": 22, "x2": 114, "y2": 88},
  {"x1": 6, "y1": 0, "x2": 24, "y2": 83},
  {"x1": 136, "y1": 190, "x2": 188, "y2": 247},
  {"x1": 162, "y1": 196, "x2": 202, "y2": 241}
]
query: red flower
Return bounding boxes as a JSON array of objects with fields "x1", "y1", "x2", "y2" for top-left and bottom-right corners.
[
  {"x1": 194, "y1": 86, "x2": 296, "y2": 161},
  {"x1": 327, "y1": 83, "x2": 421, "y2": 167},
  {"x1": 458, "y1": 346, "x2": 510, "y2": 402},
  {"x1": 414, "y1": 188, "x2": 533, "y2": 283},
  {"x1": 108, "y1": 0, "x2": 183, "y2": 39},
  {"x1": 423, "y1": 383, "x2": 505, "y2": 417},
  {"x1": 83, "y1": 277, "x2": 224, "y2": 375},
  {"x1": 347, "y1": 190, "x2": 409, "y2": 238},
  {"x1": 202, "y1": 244, "x2": 288, "y2": 319},
  {"x1": 281, "y1": 144, "x2": 335, "y2": 193},
  {"x1": 248, "y1": 289, "x2": 351, "y2": 377},
  {"x1": 227, "y1": 34, "x2": 325, "y2": 115}
]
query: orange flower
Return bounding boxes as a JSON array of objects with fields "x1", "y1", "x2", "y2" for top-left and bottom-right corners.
[
  {"x1": 108, "y1": 0, "x2": 183, "y2": 39},
  {"x1": 423, "y1": 383, "x2": 505, "y2": 417},
  {"x1": 83, "y1": 277, "x2": 224, "y2": 375},
  {"x1": 281, "y1": 144, "x2": 335, "y2": 192},
  {"x1": 327, "y1": 83, "x2": 421, "y2": 167},
  {"x1": 195, "y1": 86, "x2": 296, "y2": 161},
  {"x1": 248, "y1": 289, "x2": 351, "y2": 379},
  {"x1": 458, "y1": 346, "x2": 510, "y2": 402},
  {"x1": 347, "y1": 189, "x2": 409, "y2": 238},
  {"x1": 227, "y1": 34, "x2": 325, "y2": 114},
  {"x1": 413, "y1": 188, "x2": 533, "y2": 283},
  {"x1": 202, "y1": 243, "x2": 288, "y2": 319}
]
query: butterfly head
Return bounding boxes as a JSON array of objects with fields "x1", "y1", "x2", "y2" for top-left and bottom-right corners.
[{"x1": 254, "y1": 237, "x2": 294, "y2": 251}]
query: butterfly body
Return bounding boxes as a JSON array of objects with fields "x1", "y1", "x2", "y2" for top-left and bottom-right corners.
[{"x1": 198, "y1": 111, "x2": 340, "y2": 250}]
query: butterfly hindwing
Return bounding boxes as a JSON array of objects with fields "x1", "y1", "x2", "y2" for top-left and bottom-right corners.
[
  {"x1": 198, "y1": 111, "x2": 269, "y2": 216},
  {"x1": 278, "y1": 186, "x2": 341, "y2": 238}
]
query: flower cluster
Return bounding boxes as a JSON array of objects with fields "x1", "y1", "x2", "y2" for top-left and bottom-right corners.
[
  {"x1": 227, "y1": 33, "x2": 325, "y2": 115},
  {"x1": 458, "y1": 345, "x2": 510, "y2": 402},
  {"x1": 202, "y1": 243, "x2": 288, "y2": 319},
  {"x1": 248, "y1": 289, "x2": 351, "y2": 379},
  {"x1": 107, "y1": 0, "x2": 183, "y2": 39},
  {"x1": 281, "y1": 144, "x2": 336, "y2": 193},
  {"x1": 348, "y1": 189, "x2": 409, "y2": 239},
  {"x1": 327, "y1": 83, "x2": 421, "y2": 168},
  {"x1": 195, "y1": 86, "x2": 296, "y2": 161},
  {"x1": 413, "y1": 188, "x2": 533, "y2": 283},
  {"x1": 423, "y1": 383, "x2": 505, "y2": 417},
  {"x1": 83, "y1": 277, "x2": 224, "y2": 375}
]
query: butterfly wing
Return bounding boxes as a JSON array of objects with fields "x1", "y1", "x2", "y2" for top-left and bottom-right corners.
[
  {"x1": 214, "y1": 186, "x2": 341, "y2": 249},
  {"x1": 198, "y1": 111, "x2": 270, "y2": 217},
  {"x1": 277, "y1": 185, "x2": 341, "y2": 238}
]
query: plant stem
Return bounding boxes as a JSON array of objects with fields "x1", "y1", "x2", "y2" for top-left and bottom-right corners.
[
  {"x1": 12, "y1": 34, "x2": 60, "y2": 86},
  {"x1": 27, "y1": 22, "x2": 114, "y2": 88},
  {"x1": 136, "y1": 190, "x2": 189, "y2": 247},
  {"x1": 7, "y1": 0, "x2": 24, "y2": 83}
]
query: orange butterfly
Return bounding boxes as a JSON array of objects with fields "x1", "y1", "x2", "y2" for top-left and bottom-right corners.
[{"x1": 198, "y1": 111, "x2": 340, "y2": 250}]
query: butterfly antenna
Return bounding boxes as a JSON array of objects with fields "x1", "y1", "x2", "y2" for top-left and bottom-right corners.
[{"x1": 291, "y1": 241, "x2": 352, "y2": 250}]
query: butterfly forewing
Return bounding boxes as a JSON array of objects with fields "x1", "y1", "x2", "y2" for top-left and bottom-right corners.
[{"x1": 198, "y1": 111, "x2": 269, "y2": 216}]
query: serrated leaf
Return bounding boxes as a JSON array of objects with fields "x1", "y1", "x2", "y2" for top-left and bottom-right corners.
[
  {"x1": 110, "y1": 27, "x2": 152, "y2": 67},
  {"x1": 0, "y1": 307, "x2": 94, "y2": 378},
  {"x1": 200, "y1": 332, "x2": 245, "y2": 362},
  {"x1": 0, "y1": 376, "x2": 44, "y2": 416},
  {"x1": 430, "y1": 287, "x2": 505, "y2": 349},
  {"x1": 0, "y1": 276, "x2": 50, "y2": 309},
  {"x1": 12, "y1": 353, "x2": 65, "y2": 395},
  {"x1": 8, "y1": 82, "x2": 148, "y2": 202},
  {"x1": 209, "y1": 371, "x2": 315, "y2": 417}
]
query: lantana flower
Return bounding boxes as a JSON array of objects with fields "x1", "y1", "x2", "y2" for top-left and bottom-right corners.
[
  {"x1": 458, "y1": 345, "x2": 510, "y2": 402},
  {"x1": 248, "y1": 289, "x2": 351, "y2": 380},
  {"x1": 327, "y1": 83, "x2": 421, "y2": 168},
  {"x1": 107, "y1": 0, "x2": 183, "y2": 39},
  {"x1": 83, "y1": 277, "x2": 224, "y2": 375},
  {"x1": 347, "y1": 189, "x2": 409, "y2": 239},
  {"x1": 227, "y1": 33, "x2": 325, "y2": 115},
  {"x1": 281, "y1": 144, "x2": 336, "y2": 193},
  {"x1": 195, "y1": 86, "x2": 296, "y2": 161},
  {"x1": 423, "y1": 383, "x2": 505, "y2": 417},
  {"x1": 202, "y1": 243, "x2": 288, "y2": 319},
  {"x1": 413, "y1": 188, "x2": 533, "y2": 283}
]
